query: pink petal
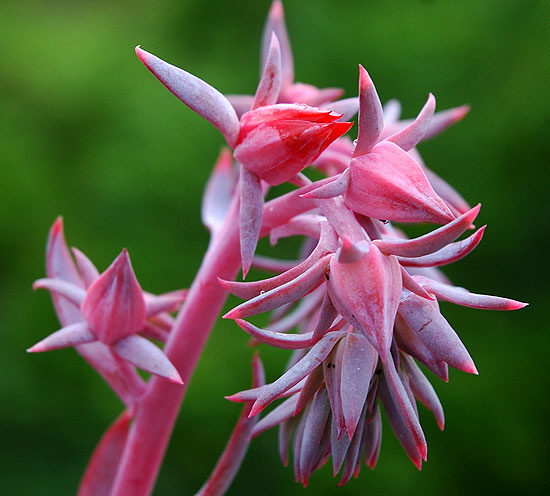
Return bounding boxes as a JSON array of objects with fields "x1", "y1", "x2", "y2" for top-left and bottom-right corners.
[
  {"x1": 298, "y1": 388, "x2": 331, "y2": 486},
  {"x1": 401, "y1": 354, "x2": 445, "y2": 430},
  {"x1": 81, "y1": 250, "x2": 147, "y2": 344},
  {"x1": 340, "y1": 334, "x2": 378, "y2": 438},
  {"x1": 398, "y1": 292, "x2": 478, "y2": 374},
  {"x1": 330, "y1": 418, "x2": 352, "y2": 476},
  {"x1": 78, "y1": 411, "x2": 132, "y2": 496},
  {"x1": 27, "y1": 322, "x2": 95, "y2": 352},
  {"x1": 364, "y1": 405, "x2": 382, "y2": 469},
  {"x1": 353, "y1": 65, "x2": 383, "y2": 156},
  {"x1": 386, "y1": 94, "x2": 436, "y2": 151},
  {"x1": 323, "y1": 338, "x2": 346, "y2": 436},
  {"x1": 374, "y1": 204, "x2": 481, "y2": 257},
  {"x1": 336, "y1": 238, "x2": 369, "y2": 264},
  {"x1": 338, "y1": 401, "x2": 368, "y2": 485},
  {"x1": 394, "y1": 312, "x2": 449, "y2": 381},
  {"x1": 252, "y1": 33, "x2": 282, "y2": 109},
  {"x1": 112, "y1": 334, "x2": 182, "y2": 384},
  {"x1": 135, "y1": 47, "x2": 240, "y2": 148},
  {"x1": 379, "y1": 357, "x2": 427, "y2": 468}
]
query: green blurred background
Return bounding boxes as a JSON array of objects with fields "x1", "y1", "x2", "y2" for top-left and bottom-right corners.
[{"x1": 1, "y1": 0, "x2": 548, "y2": 494}]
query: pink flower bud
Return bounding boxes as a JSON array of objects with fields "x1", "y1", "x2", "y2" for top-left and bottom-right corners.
[
  {"x1": 81, "y1": 249, "x2": 147, "y2": 345},
  {"x1": 234, "y1": 104, "x2": 353, "y2": 185}
]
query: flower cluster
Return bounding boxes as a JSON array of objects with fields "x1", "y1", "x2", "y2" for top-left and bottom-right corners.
[
  {"x1": 29, "y1": 218, "x2": 185, "y2": 408},
  {"x1": 134, "y1": 0, "x2": 526, "y2": 485},
  {"x1": 29, "y1": 1, "x2": 527, "y2": 493}
]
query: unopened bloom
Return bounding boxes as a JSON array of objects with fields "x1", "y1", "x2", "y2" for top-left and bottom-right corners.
[
  {"x1": 29, "y1": 218, "x2": 184, "y2": 387},
  {"x1": 222, "y1": 200, "x2": 526, "y2": 482},
  {"x1": 135, "y1": 35, "x2": 352, "y2": 276},
  {"x1": 235, "y1": 104, "x2": 352, "y2": 186}
]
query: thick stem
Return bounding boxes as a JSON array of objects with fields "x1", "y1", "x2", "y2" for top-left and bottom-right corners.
[
  {"x1": 110, "y1": 200, "x2": 242, "y2": 496},
  {"x1": 109, "y1": 183, "x2": 318, "y2": 495}
]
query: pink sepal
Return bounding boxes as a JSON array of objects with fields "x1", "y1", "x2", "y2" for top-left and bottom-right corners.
[
  {"x1": 252, "y1": 33, "x2": 282, "y2": 109},
  {"x1": 417, "y1": 277, "x2": 528, "y2": 311},
  {"x1": 202, "y1": 148, "x2": 236, "y2": 233},
  {"x1": 251, "y1": 395, "x2": 299, "y2": 438},
  {"x1": 221, "y1": 224, "x2": 336, "y2": 299},
  {"x1": 239, "y1": 167, "x2": 264, "y2": 278},
  {"x1": 424, "y1": 105, "x2": 469, "y2": 140},
  {"x1": 235, "y1": 319, "x2": 317, "y2": 349},
  {"x1": 223, "y1": 255, "x2": 331, "y2": 319},
  {"x1": 261, "y1": 0, "x2": 293, "y2": 89},
  {"x1": 196, "y1": 354, "x2": 264, "y2": 496},
  {"x1": 374, "y1": 204, "x2": 481, "y2": 257},
  {"x1": 353, "y1": 65, "x2": 383, "y2": 156},
  {"x1": 249, "y1": 331, "x2": 346, "y2": 416},
  {"x1": 112, "y1": 334, "x2": 183, "y2": 384},
  {"x1": 398, "y1": 226, "x2": 486, "y2": 267},
  {"x1": 224, "y1": 255, "x2": 331, "y2": 319},
  {"x1": 386, "y1": 94, "x2": 435, "y2": 151},
  {"x1": 72, "y1": 248, "x2": 100, "y2": 288},
  {"x1": 27, "y1": 322, "x2": 95, "y2": 352},
  {"x1": 135, "y1": 46, "x2": 240, "y2": 147},
  {"x1": 400, "y1": 267, "x2": 435, "y2": 300},
  {"x1": 300, "y1": 168, "x2": 350, "y2": 200},
  {"x1": 32, "y1": 278, "x2": 86, "y2": 306}
]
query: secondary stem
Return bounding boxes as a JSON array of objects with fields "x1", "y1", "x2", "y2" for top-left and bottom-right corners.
[{"x1": 110, "y1": 199, "x2": 242, "y2": 496}]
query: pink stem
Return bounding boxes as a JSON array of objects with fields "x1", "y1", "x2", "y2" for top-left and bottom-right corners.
[{"x1": 110, "y1": 199, "x2": 242, "y2": 496}]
